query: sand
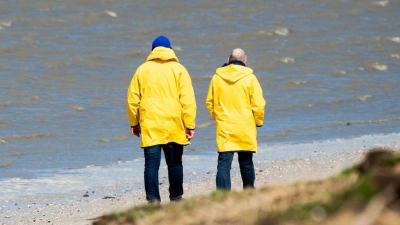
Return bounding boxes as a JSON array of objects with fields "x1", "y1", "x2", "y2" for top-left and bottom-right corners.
[{"x1": 1, "y1": 133, "x2": 399, "y2": 225}]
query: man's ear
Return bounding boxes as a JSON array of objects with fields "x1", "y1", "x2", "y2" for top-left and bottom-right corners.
[{"x1": 243, "y1": 59, "x2": 247, "y2": 66}]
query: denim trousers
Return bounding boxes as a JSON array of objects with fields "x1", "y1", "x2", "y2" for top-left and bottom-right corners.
[
  {"x1": 143, "y1": 143, "x2": 183, "y2": 202},
  {"x1": 216, "y1": 151, "x2": 255, "y2": 191}
]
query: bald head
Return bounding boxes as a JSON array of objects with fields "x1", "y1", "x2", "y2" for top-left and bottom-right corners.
[{"x1": 228, "y1": 48, "x2": 247, "y2": 65}]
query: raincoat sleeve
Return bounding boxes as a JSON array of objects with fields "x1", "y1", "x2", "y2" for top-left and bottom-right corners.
[
  {"x1": 205, "y1": 78, "x2": 215, "y2": 119},
  {"x1": 126, "y1": 70, "x2": 141, "y2": 127},
  {"x1": 250, "y1": 76, "x2": 266, "y2": 127},
  {"x1": 179, "y1": 68, "x2": 197, "y2": 129}
]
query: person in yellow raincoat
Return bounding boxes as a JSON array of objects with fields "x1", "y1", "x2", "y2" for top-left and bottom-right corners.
[
  {"x1": 206, "y1": 48, "x2": 265, "y2": 191},
  {"x1": 127, "y1": 36, "x2": 196, "y2": 202}
]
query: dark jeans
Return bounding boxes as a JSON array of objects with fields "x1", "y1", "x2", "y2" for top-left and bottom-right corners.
[
  {"x1": 216, "y1": 151, "x2": 255, "y2": 191},
  {"x1": 144, "y1": 143, "x2": 183, "y2": 202}
]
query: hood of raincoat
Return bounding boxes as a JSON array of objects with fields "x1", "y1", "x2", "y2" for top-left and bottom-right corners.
[
  {"x1": 147, "y1": 47, "x2": 180, "y2": 63},
  {"x1": 215, "y1": 64, "x2": 253, "y2": 83}
]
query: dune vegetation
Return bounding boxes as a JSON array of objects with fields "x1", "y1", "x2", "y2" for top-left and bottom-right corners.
[{"x1": 94, "y1": 148, "x2": 400, "y2": 225}]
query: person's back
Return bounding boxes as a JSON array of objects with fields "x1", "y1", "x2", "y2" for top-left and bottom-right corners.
[
  {"x1": 208, "y1": 63, "x2": 263, "y2": 151},
  {"x1": 131, "y1": 47, "x2": 195, "y2": 147},
  {"x1": 206, "y1": 48, "x2": 265, "y2": 190}
]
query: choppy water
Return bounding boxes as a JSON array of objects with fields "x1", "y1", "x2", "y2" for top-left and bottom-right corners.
[{"x1": 1, "y1": 0, "x2": 400, "y2": 198}]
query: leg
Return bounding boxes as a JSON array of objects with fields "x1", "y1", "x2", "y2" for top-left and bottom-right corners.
[
  {"x1": 238, "y1": 152, "x2": 255, "y2": 189},
  {"x1": 216, "y1": 152, "x2": 234, "y2": 191},
  {"x1": 144, "y1": 145, "x2": 162, "y2": 202},
  {"x1": 162, "y1": 143, "x2": 184, "y2": 201}
]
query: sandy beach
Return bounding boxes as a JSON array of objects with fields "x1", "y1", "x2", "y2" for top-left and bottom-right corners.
[{"x1": 1, "y1": 133, "x2": 400, "y2": 225}]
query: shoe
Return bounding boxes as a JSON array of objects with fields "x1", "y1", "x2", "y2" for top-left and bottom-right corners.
[
  {"x1": 170, "y1": 196, "x2": 184, "y2": 202},
  {"x1": 148, "y1": 199, "x2": 161, "y2": 206}
]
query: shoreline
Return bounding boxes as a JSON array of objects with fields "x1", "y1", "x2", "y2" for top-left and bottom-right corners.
[{"x1": 1, "y1": 133, "x2": 400, "y2": 225}]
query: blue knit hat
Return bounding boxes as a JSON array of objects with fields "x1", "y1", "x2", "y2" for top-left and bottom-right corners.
[{"x1": 152, "y1": 36, "x2": 171, "y2": 50}]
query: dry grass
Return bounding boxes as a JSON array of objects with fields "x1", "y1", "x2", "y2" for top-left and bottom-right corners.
[{"x1": 94, "y1": 149, "x2": 400, "y2": 225}]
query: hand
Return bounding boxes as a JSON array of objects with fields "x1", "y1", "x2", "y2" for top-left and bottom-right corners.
[
  {"x1": 131, "y1": 125, "x2": 141, "y2": 137},
  {"x1": 185, "y1": 129, "x2": 195, "y2": 140}
]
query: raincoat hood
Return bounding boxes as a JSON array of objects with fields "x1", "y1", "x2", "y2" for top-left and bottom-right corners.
[
  {"x1": 147, "y1": 47, "x2": 179, "y2": 63},
  {"x1": 215, "y1": 64, "x2": 253, "y2": 83}
]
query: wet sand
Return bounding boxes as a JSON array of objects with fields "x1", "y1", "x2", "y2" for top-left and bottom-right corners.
[{"x1": 2, "y1": 133, "x2": 400, "y2": 225}]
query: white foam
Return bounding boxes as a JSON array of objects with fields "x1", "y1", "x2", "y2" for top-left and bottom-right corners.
[
  {"x1": 173, "y1": 46, "x2": 183, "y2": 51},
  {"x1": 280, "y1": 57, "x2": 295, "y2": 63},
  {"x1": 370, "y1": 62, "x2": 388, "y2": 71},
  {"x1": 1, "y1": 21, "x2": 12, "y2": 27},
  {"x1": 357, "y1": 95, "x2": 372, "y2": 101},
  {"x1": 388, "y1": 36, "x2": 400, "y2": 43},
  {"x1": 273, "y1": 27, "x2": 289, "y2": 36},
  {"x1": 105, "y1": 10, "x2": 118, "y2": 17},
  {"x1": 373, "y1": 1, "x2": 389, "y2": 7},
  {"x1": 391, "y1": 53, "x2": 400, "y2": 58}
]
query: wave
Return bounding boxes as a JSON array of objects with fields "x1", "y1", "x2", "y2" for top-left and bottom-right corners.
[
  {"x1": 71, "y1": 106, "x2": 86, "y2": 111},
  {"x1": 356, "y1": 95, "x2": 372, "y2": 101},
  {"x1": 73, "y1": 55, "x2": 104, "y2": 63},
  {"x1": 387, "y1": 36, "x2": 400, "y2": 43},
  {"x1": 105, "y1": 10, "x2": 117, "y2": 18},
  {"x1": 280, "y1": 57, "x2": 295, "y2": 64},
  {"x1": 256, "y1": 27, "x2": 290, "y2": 37},
  {"x1": 273, "y1": 27, "x2": 289, "y2": 36},
  {"x1": 98, "y1": 134, "x2": 127, "y2": 142},
  {"x1": 197, "y1": 121, "x2": 214, "y2": 128},
  {"x1": 369, "y1": 62, "x2": 388, "y2": 71},
  {"x1": 12, "y1": 133, "x2": 50, "y2": 140},
  {"x1": 332, "y1": 95, "x2": 373, "y2": 103},
  {"x1": 0, "y1": 120, "x2": 9, "y2": 128},
  {"x1": 192, "y1": 75, "x2": 213, "y2": 80},
  {"x1": 267, "y1": 116, "x2": 400, "y2": 139},
  {"x1": 0, "y1": 161, "x2": 13, "y2": 168},
  {"x1": 373, "y1": 1, "x2": 389, "y2": 7},
  {"x1": 391, "y1": 54, "x2": 400, "y2": 59},
  {"x1": 0, "y1": 101, "x2": 15, "y2": 107},
  {"x1": 286, "y1": 80, "x2": 307, "y2": 87},
  {"x1": 330, "y1": 70, "x2": 347, "y2": 76},
  {"x1": 270, "y1": 94, "x2": 374, "y2": 113},
  {"x1": 0, "y1": 21, "x2": 12, "y2": 30},
  {"x1": 125, "y1": 51, "x2": 145, "y2": 58},
  {"x1": 0, "y1": 47, "x2": 13, "y2": 55}
]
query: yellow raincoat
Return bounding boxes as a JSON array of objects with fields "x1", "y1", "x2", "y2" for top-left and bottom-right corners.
[
  {"x1": 206, "y1": 64, "x2": 265, "y2": 152},
  {"x1": 127, "y1": 47, "x2": 196, "y2": 147}
]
